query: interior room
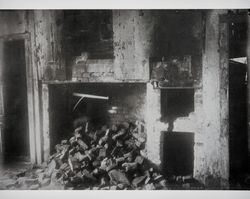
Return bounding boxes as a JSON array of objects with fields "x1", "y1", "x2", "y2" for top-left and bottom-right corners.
[{"x1": 0, "y1": 9, "x2": 249, "y2": 190}]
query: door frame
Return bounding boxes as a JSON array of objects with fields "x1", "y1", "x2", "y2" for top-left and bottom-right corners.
[{"x1": 0, "y1": 33, "x2": 37, "y2": 163}]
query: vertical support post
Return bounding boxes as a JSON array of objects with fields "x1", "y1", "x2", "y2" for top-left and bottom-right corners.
[
  {"x1": 42, "y1": 83, "x2": 50, "y2": 162},
  {"x1": 0, "y1": 40, "x2": 4, "y2": 158},
  {"x1": 24, "y1": 34, "x2": 37, "y2": 164},
  {"x1": 145, "y1": 83, "x2": 162, "y2": 167},
  {"x1": 28, "y1": 11, "x2": 42, "y2": 164}
]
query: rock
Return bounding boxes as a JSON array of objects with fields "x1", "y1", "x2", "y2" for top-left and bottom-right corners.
[
  {"x1": 25, "y1": 178, "x2": 39, "y2": 186},
  {"x1": 37, "y1": 173, "x2": 45, "y2": 183},
  {"x1": 29, "y1": 184, "x2": 40, "y2": 190},
  {"x1": 82, "y1": 169, "x2": 97, "y2": 181},
  {"x1": 77, "y1": 139, "x2": 89, "y2": 150},
  {"x1": 182, "y1": 183, "x2": 191, "y2": 189},
  {"x1": 0, "y1": 182, "x2": 6, "y2": 190},
  {"x1": 68, "y1": 156, "x2": 81, "y2": 171},
  {"x1": 61, "y1": 140, "x2": 68, "y2": 145},
  {"x1": 59, "y1": 163, "x2": 69, "y2": 171},
  {"x1": 16, "y1": 171, "x2": 26, "y2": 178},
  {"x1": 17, "y1": 177, "x2": 29, "y2": 185},
  {"x1": 35, "y1": 169, "x2": 44, "y2": 174},
  {"x1": 135, "y1": 156, "x2": 144, "y2": 165},
  {"x1": 41, "y1": 161, "x2": 48, "y2": 168},
  {"x1": 100, "y1": 186, "x2": 110, "y2": 190},
  {"x1": 117, "y1": 183, "x2": 125, "y2": 190},
  {"x1": 3, "y1": 179, "x2": 17, "y2": 189},
  {"x1": 108, "y1": 169, "x2": 130, "y2": 185},
  {"x1": 154, "y1": 179, "x2": 168, "y2": 190},
  {"x1": 153, "y1": 175, "x2": 164, "y2": 183},
  {"x1": 0, "y1": 176, "x2": 10, "y2": 181},
  {"x1": 132, "y1": 175, "x2": 147, "y2": 187},
  {"x1": 47, "y1": 159, "x2": 57, "y2": 176},
  {"x1": 41, "y1": 178, "x2": 51, "y2": 187},
  {"x1": 144, "y1": 183, "x2": 155, "y2": 190},
  {"x1": 110, "y1": 185, "x2": 117, "y2": 190},
  {"x1": 18, "y1": 183, "x2": 29, "y2": 190}
]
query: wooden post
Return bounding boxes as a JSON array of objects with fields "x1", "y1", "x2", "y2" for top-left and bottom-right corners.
[
  {"x1": 42, "y1": 83, "x2": 50, "y2": 162},
  {"x1": 24, "y1": 34, "x2": 37, "y2": 164},
  {"x1": 0, "y1": 40, "x2": 4, "y2": 157},
  {"x1": 28, "y1": 11, "x2": 43, "y2": 164}
]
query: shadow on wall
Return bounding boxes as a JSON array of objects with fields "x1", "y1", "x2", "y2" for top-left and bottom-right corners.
[{"x1": 160, "y1": 89, "x2": 194, "y2": 131}]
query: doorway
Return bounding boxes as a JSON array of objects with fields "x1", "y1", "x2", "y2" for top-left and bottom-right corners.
[
  {"x1": 228, "y1": 11, "x2": 249, "y2": 186},
  {"x1": 2, "y1": 39, "x2": 30, "y2": 162}
]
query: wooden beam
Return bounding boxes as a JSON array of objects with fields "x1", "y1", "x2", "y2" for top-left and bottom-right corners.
[
  {"x1": 42, "y1": 84, "x2": 50, "y2": 162},
  {"x1": 28, "y1": 11, "x2": 42, "y2": 164},
  {"x1": 24, "y1": 34, "x2": 37, "y2": 164},
  {"x1": 0, "y1": 41, "x2": 4, "y2": 156}
]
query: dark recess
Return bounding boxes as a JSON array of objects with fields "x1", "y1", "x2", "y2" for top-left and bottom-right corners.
[
  {"x1": 161, "y1": 131, "x2": 194, "y2": 177},
  {"x1": 49, "y1": 83, "x2": 146, "y2": 153},
  {"x1": 2, "y1": 39, "x2": 29, "y2": 160}
]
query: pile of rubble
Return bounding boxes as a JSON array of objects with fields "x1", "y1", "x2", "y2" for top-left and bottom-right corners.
[
  {"x1": 0, "y1": 119, "x2": 206, "y2": 190},
  {"x1": 42, "y1": 120, "x2": 169, "y2": 190}
]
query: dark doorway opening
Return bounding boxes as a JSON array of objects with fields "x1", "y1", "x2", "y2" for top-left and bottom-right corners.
[
  {"x1": 2, "y1": 39, "x2": 29, "y2": 161},
  {"x1": 161, "y1": 131, "x2": 194, "y2": 177},
  {"x1": 228, "y1": 11, "x2": 249, "y2": 187}
]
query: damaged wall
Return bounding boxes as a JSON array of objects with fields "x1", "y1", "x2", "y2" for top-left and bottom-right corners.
[
  {"x1": 0, "y1": 10, "x2": 233, "y2": 189},
  {"x1": 0, "y1": 10, "x2": 66, "y2": 163},
  {"x1": 145, "y1": 10, "x2": 230, "y2": 189},
  {"x1": 0, "y1": 10, "x2": 66, "y2": 81},
  {"x1": 71, "y1": 10, "x2": 155, "y2": 82},
  {"x1": 34, "y1": 10, "x2": 66, "y2": 81},
  {"x1": 113, "y1": 10, "x2": 154, "y2": 81}
]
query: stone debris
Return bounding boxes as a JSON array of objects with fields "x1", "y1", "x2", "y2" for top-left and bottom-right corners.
[
  {"x1": 37, "y1": 120, "x2": 172, "y2": 190},
  {"x1": 0, "y1": 119, "x2": 205, "y2": 190},
  {"x1": 29, "y1": 184, "x2": 40, "y2": 190}
]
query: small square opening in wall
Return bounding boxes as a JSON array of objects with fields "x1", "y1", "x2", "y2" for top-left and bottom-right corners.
[
  {"x1": 161, "y1": 131, "x2": 194, "y2": 177},
  {"x1": 160, "y1": 89, "x2": 194, "y2": 124}
]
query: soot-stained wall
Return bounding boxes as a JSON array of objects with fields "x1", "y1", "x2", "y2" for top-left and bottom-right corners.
[{"x1": 49, "y1": 83, "x2": 146, "y2": 151}]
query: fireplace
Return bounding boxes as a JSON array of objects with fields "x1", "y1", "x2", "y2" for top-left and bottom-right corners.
[{"x1": 47, "y1": 82, "x2": 147, "y2": 154}]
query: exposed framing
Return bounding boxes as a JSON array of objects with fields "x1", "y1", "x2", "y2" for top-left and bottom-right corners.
[{"x1": 42, "y1": 83, "x2": 50, "y2": 161}]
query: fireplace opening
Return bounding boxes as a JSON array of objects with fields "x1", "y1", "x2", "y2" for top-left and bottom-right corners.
[
  {"x1": 48, "y1": 83, "x2": 146, "y2": 154},
  {"x1": 161, "y1": 131, "x2": 194, "y2": 177}
]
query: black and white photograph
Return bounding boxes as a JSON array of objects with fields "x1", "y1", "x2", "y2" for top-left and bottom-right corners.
[{"x1": 0, "y1": 1, "x2": 250, "y2": 195}]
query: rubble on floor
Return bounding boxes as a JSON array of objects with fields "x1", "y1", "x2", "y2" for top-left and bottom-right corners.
[
  {"x1": 43, "y1": 120, "x2": 169, "y2": 190},
  {"x1": 0, "y1": 120, "x2": 206, "y2": 190}
]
